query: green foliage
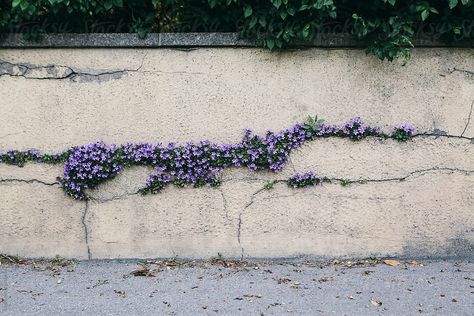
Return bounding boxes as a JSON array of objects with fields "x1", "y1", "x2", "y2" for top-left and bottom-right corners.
[
  {"x1": 264, "y1": 180, "x2": 276, "y2": 190},
  {"x1": 340, "y1": 178, "x2": 351, "y2": 186},
  {"x1": 0, "y1": 1, "x2": 473, "y2": 60},
  {"x1": 303, "y1": 115, "x2": 325, "y2": 133}
]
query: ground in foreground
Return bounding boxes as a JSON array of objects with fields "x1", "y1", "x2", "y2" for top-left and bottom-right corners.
[{"x1": 0, "y1": 257, "x2": 473, "y2": 315}]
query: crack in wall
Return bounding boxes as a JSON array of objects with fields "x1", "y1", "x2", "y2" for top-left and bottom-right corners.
[
  {"x1": 88, "y1": 191, "x2": 139, "y2": 204},
  {"x1": 236, "y1": 167, "x2": 474, "y2": 255},
  {"x1": 81, "y1": 200, "x2": 92, "y2": 260},
  {"x1": 0, "y1": 178, "x2": 59, "y2": 186},
  {"x1": 237, "y1": 187, "x2": 267, "y2": 259},
  {"x1": 0, "y1": 53, "x2": 207, "y2": 82},
  {"x1": 217, "y1": 188, "x2": 229, "y2": 220},
  {"x1": 1, "y1": 167, "x2": 472, "y2": 260},
  {"x1": 461, "y1": 100, "x2": 474, "y2": 137},
  {"x1": 447, "y1": 67, "x2": 474, "y2": 77},
  {"x1": 0, "y1": 53, "x2": 148, "y2": 82},
  {"x1": 330, "y1": 167, "x2": 474, "y2": 185},
  {"x1": 413, "y1": 132, "x2": 472, "y2": 142}
]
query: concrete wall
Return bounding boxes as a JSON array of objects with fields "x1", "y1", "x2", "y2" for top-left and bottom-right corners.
[{"x1": 0, "y1": 46, "x2": 473, "y2": 259}]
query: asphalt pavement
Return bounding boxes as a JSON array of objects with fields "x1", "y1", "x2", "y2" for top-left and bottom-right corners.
[{"x1": 1, "y1": 257, "x2": 473, "y2": 315}]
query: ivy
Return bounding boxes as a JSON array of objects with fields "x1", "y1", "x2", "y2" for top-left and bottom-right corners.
[{"x1": 0, "y1": 1, "x2": 472, "y2": 60}]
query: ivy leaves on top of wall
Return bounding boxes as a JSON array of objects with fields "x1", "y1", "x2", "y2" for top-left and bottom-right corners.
[{"x1": 1, "y1": 0, "x2": 473, "y2": 61}]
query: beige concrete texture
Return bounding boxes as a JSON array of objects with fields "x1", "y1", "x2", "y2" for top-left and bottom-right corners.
[{"x1": 0, "y1": 48, "x2": 473, "y2": 259}]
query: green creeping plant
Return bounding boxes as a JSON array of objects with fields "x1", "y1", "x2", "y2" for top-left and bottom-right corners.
[{"x1": 1, "y1": 1, "x2": 473, "y2": 61}]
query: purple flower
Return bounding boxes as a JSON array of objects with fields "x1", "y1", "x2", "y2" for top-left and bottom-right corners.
[{"x1": 288, "y1": 171, "x2": 323, "y2": 188}]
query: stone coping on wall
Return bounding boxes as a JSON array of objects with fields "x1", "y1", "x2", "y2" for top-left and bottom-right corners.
[{"x1": 0, "y1": 32, "x2": 473, "y2": 48}]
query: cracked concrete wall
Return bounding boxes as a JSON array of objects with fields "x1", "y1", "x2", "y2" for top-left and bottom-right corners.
[{"x1": 0, "y1": 48, "x2": 473, "y2": 259}]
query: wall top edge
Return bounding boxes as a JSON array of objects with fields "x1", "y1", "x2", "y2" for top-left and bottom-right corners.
[{"x1": 0, "y1": 32, "x2": 473, "y2": 48}]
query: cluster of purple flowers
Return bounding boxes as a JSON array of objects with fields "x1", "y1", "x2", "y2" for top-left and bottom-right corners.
[
  {"x1": 0, "y1": 149, "x2": 41, "y2": 166},
  {"x1": 62, "y1": 142, "x2": 121, "y2": 199},
  {"x1": 287, "y1": 171, "x2": 323, "y2": 188},
  {"x1": 391, "y1": 124, "x2": 416, "y2": 142},
  {"x1": 0, "y1": 117, "x2": 416, "y2": 199},
  {"x1": 139, "y1": 173, "x2": 172, "y2": 194}
]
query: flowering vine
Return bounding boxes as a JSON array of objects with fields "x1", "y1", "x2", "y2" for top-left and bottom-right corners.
[{"x1": 0, "y1": 116, "x2": 416, "y2": 200}]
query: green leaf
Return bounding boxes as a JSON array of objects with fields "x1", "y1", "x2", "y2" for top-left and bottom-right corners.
[
  {"x1": 421, "y1": 10, "x2": 429, "y2": 21},
  {"x1": 248, "y1": 15, "x2": 257, "y2": 28},
  {"x1": 449, "y1": 0, "x2": 458, "y2": 8},
  {"x1": 302, "y1": 24, "x2": 310, "y2": 38},
  {"x1": 243, "y1": 5, "x2": 252, "y2": 18},
  {"x1": 104, "y1": 0, "x2": 113, "y2": 11},
  {"x1": 12, "y1": 0, "x2": 22, "y2": 8},
  {"x1": 265, "y1": 39, "x2": 275, "y2": 50}
]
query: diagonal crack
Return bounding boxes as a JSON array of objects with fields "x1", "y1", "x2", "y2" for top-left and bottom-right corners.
[
  {"x1": 461, "y1": 100, "x2": 474, "y2": 137},
  {"x1": 448, "y1": 68, "x2": 474, "y2": 76}
]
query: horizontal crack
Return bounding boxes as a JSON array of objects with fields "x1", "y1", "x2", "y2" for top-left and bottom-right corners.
[
  {"x1": 87, "y1": 191, "x2": 140, "y2": 203},
  {"x1": 0, "y1": 178, "x2": 59, "y2": 186},
  {"x1": 413, "y1": 132, "x2": 472, "y2": 142},
  {"x1": 249, "y1": 167, "x2": 474, "y2": 203},
  {"x1": 0, "y1": 53, "x2": 147, "y2": 82},
  {"x1": 331, "y1": 167, "x2": 474, "y2": 184}
]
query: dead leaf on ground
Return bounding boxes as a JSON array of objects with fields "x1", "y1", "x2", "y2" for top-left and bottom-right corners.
[
  {"x1": 371, "y1": 300, "x2": 382, "y2": 307},
  {"x1": 318, "y1": 276, "x2": 334, "y2": 282},
  {"x1": 383, "y1": 260, "x2": 401, "y2": 266},
  {"x1": 278, "y1": 277, "x2": 292, "y2": 284},
  {"x1": 409, "y1": 260, "x2": 425, "y2": 267},
  {"x1": 131, "y1": 266, "x2": 156, "y2": 277},
  {"x1": 114, "y1": 290, "x2": 126, "y2": 298}
]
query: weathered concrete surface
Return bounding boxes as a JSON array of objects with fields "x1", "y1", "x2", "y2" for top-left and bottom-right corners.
[
  {"x1": 0, "y1": 47, "x2": 473, "y2": 259},
  {"x1": 87, "y1": 186, "x2": 240, "y2": 259},
  {"x1": 0, "y1": 182, "x2": 87, "y2": 259},
  {"x1": 1, "y1": 259, "x2": 473, "y2": 315},
  {"x1": 238, "y1": 171, "x2": 474, "y2": 258},
  {"x1": 0, "y1": 48, "x2": 473, "y2": 151}
]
